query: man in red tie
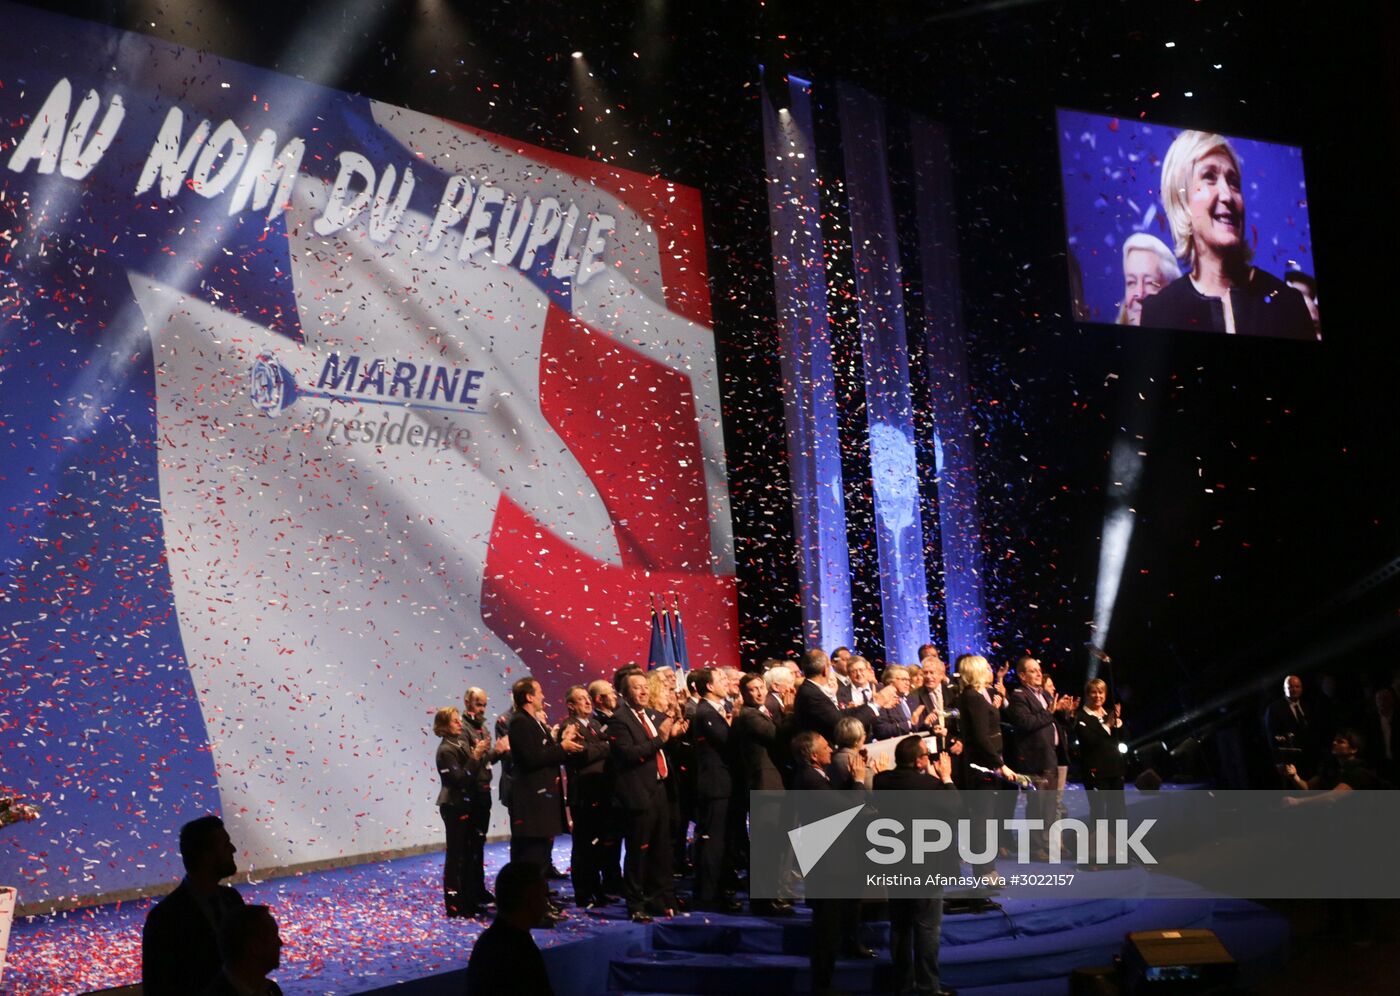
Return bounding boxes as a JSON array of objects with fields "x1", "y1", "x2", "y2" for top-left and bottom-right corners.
[{"x1": 606, "y1": 670, "x2": 686, "y2": 922}]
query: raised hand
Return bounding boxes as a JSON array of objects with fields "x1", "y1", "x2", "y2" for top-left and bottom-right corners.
[
  {"x1": 934, "y1": 752, "x2": 953, "y2": 782},
  {"x1": 495, "y1": 735, "x2": 510, "y2": 754}
]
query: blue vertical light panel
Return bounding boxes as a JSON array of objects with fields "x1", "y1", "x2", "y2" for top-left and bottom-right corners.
[
  {"x1": 910, "y1": 115, "x2": 990, "y2": 659},
  {"x1": 761, "y1": 75, "x2": 854, "y2": 651},
  {"x1": 835, "y1": 83, "x2": 932, "y2": 667}
]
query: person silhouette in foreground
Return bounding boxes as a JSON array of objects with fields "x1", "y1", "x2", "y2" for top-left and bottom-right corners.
[
  {"x1": 465, "y1": 861, "x2": 556, "y2": 996},
  {"x1": 142, "y1": 814, "x2": 246, "y2": 996}
]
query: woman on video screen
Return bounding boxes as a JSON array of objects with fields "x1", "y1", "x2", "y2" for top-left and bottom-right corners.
[{"x1": 1140, "y1": 130, "x2": 1315, "y2": 339}]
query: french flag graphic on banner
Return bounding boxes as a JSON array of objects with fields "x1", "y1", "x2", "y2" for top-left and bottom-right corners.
[{"x1": 0, "y1": 1, "x2": 736, "y2": 899}]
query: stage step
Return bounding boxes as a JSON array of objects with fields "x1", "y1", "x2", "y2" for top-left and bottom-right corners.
[
  {"x1": 609, "y1": 898, "x2": 1227, "y2": 994},
  {"x1": 607, "y1": 949, "x2": 896, "y2": 995},
  {"x1": 649, "y1": 895, "x2": 1139, "y2": 955},
  {"x1": 650, "y1": 913, "x2": 885, "y2": 955}
]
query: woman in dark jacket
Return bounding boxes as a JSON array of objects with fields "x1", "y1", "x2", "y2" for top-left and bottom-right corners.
[
  {"x1": 436, "y1": 706, "x2": 487, "y2": 917},
  {"x1": 1140, "y1": 129, "x2": 1313, "y2": 340},
  {"x1": 1074, "y1": 679, "x2": 1127, "y2": 860},
  {"x1": 956, "y1": 655, "x2": 1018, "y2": 882}
]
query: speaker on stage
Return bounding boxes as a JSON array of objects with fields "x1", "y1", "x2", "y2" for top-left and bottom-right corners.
[{"x1": 1121, "y1": 928, "x2": 1238, "y2": 993}]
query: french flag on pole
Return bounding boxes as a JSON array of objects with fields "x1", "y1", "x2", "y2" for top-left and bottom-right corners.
[{"x1": 648, "y1": 596, "x2": 678, "y2": 671}]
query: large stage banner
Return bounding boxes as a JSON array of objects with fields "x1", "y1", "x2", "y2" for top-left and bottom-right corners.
[{"x1": 0, "y1": 2, "x2": 736, "y2": 903}]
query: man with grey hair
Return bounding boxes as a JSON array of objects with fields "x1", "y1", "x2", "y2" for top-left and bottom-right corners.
[
  {"x1": 763, "y1": 663, "x2": 796, "y2": 716},
  {"x1": 1115, "y1": 232, "x2": 1181, "y2": 326}
]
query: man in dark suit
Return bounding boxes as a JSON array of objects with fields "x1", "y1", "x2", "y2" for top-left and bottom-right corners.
[
  {"x1": 794, "y1": 649, "x2": 890, "y2": 742},
  {"x1": 912, "y1": 659, "x2": 951, "y2": 735},
  {"x1": 494, "y1": 704, "x2": 519, "y2": 807},
  {"x1": 689, "y1": 667, "x2": 741, "y2": 911},
  {"x1": 460, "y1": 687, "x2": 506, "y2": 912},
  {"x1": 763, "y1": 663, "x2": 796, "y2": 717},
  {"x1": 762, "y1": 659, "x2": 799, "y2": 715},
  {"x1": 588, "y1": 679, "x2": 625, "y2": 893},
  {"x1": 607, "y1": 670, "x2": 685, "y2": 922},
  {"x1": 907, "y1": 661, "x2": 963, "y2": 756},
  {"x1": 789, "y1": 730, "x2": 866, "y2": 995},
  {"x1": 734, "y1": 672, "x2": 796, "y2": 914},
  {"x1": 872, "y1": 737, "x2": 959, "y2": 996},
  {"x1": 506, "y1": 677, "x2": 583, "y2": 876},
  {"x1": 838, "y1": 656, "x2": 879, "y2": 709},
  {"x1": 142, "y1": 814, "x2": 246, "y2": 996},
  {"x1": 735, "y1": 673, "x2": 793, "y2": 793},
  {"x1": 1266, "y1": 674, "x2": 1322, "y2": 780},
  {"x1": 201, "y1": 904, "x2": 284, "y2": 996},
  {"x1": 560, "y1": 684, "x2": 613, "y2": 908},
  {"x1": 874, "y1": 665, "x2": 926, "y2": 741},
  {"x1": 830, "y1": 646, "x2": 854, "y2": 699},
  {"x1": 1005, "y1": 656, "x2": 1060, "y2": 859}
]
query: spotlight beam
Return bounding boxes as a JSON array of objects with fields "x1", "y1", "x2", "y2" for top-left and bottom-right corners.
[{"x1": 1088, "y1": 436, "x2": 1144, "y2": 677}]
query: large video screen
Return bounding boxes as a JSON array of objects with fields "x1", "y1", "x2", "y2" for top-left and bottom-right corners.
[
  {"x1": 1057, "y1": 108, "x2": 1320, "y2": 340},
  {"x1": 0, "y1": 0, "x2": 736, "y2": 903}
]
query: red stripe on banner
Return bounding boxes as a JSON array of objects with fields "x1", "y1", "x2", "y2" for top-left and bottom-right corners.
[
  {"x1": 481, "y1": 300, "x2": 735, "y2": 694},
  {"x1": 538, "y1": 302, "x2": 711, "y2": 572},
  {"x1": 481, "y1": 495, "x2": 738, "y2": 697},
  {"x1": 444, "y1": 121, "x2": 713, "y2": 327}
]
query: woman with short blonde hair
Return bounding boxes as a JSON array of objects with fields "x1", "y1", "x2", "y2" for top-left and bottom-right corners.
[
  {"x1": 1141, "y1": 129, "x2": 1313, "y2": 339},
  {"x1": 957, "y1": 654, "x2": 1018, "y2": 883},
  {"x1": 1160, "y1": 131, "x2": 1248, "y2": 269},
  {"x1": 958, "y1": 655, "x2": 994, "y2": 693}
]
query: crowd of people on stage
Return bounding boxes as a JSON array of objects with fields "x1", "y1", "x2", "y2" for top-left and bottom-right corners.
[
  {"x1": 429, "y1": 647, "x2": 1132, "y2": 996},
  {"x1": 138, "y1": 651, "x2": 1399, "y2": 996}
]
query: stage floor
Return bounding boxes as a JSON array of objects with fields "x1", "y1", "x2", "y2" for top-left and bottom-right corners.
[{"x1": 2, "y1": 835, "x2": 1289, "y2": 995}]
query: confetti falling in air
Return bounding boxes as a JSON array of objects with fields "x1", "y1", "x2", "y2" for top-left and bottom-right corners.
[{"x1": 2, "y1": 1, "x2": 1396, "y2": 982}]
